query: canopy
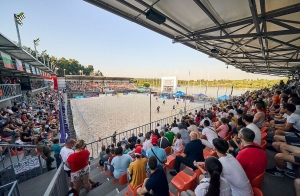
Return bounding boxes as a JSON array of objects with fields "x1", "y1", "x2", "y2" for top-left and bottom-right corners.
[
  {"x1": 85, "y1": 0, "x2": 300, "y2": 77},
  {"x1": 217, "y1": 95, "x2": 230, "y2": 101},
  {"x1": 173, "y1": 91, "x2": 186, "y2": 97},
  {"x1": 194, "y1": 93, "x2": 208, "y2": 98}
]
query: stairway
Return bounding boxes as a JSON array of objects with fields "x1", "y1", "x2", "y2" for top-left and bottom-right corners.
[{"x1": 66, "y1": 93, "x2": 77, "y2": 140}]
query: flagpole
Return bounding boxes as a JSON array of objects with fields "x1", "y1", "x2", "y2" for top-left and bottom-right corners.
[
  {"x1": 193, "y1": 69, "x2": 195, "y2": 95},
  {"x1": 205, "y1": 68, "x2": 210, "y2": 95},
  {"x1": 188, "y1": 70, "x2": 190, "y2": 95},
  {"x1": 199, "y1": 68, "x2": 202, "y2": 93}
]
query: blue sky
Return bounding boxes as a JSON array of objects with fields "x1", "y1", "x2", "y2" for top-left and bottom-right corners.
[{"x1": 0, "y1": 0, "x2": 282, "y2": 80}]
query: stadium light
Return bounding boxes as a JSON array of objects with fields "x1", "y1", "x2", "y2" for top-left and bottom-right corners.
[
  {"x1": 33, "y1": 38, "x2": 40, "y2": 59},
  {"x1": 14, "y1": 12, "x2": 26, "y2": 48}
]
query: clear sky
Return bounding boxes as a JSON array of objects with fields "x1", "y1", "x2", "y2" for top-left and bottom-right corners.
[{"x1": 0, "y1": 0, "x2": 283, "y2": 80}]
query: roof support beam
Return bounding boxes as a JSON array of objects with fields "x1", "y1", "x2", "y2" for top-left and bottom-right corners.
[
  {"x1": 268, "y1": 20, "x2": 299, "y2": 31},
  {"x1": 267, "y1": 37, "x2": 300, "y2": 51},
  {"x1": 230, "y1": 48, "x2": 297, "y2": 55}
]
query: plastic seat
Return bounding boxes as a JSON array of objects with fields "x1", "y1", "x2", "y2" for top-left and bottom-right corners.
[
  {"x1": 261, "y1": 132, "x2": 267, "y2": 141},
  {"x1": 164, "y1": 146, "x2": 171, "y2": 155},
  {"x1": 0, "y1": 134, "x2": 12, "y2": 142},
  {"x1": 260, "y1": 127, "x2": 268, "y2": 133},
  {"x1": 166, "y1": 155, "x2": 176, "y2": 169},
  {"x1": 185, "y1": 166, "x2": 203, "y2": 177},
  {"x1": 125, "y1": 184, "x2": 142, "y2": 196},
  {"x1": 173, "y1": 150, "x2": 183, "y2": 156},
  {"x1": 203, "y1": 150, "x2": 217, "y2": 159},
  {"x1": 163, "y1": 165, "x2": 167, "y2": 174},
  {"x1": 261, "y1": 140, "x2": 267, "y2": 151},
  {"x1": 253, "y1": 187, "x2": 263, "y2": 196},
  {"x1": 251, "y1": 172, "x2": 265, "y2": 189},
  {"x1": 10, "y1": 148, "x2": 24, "y2": 156},
  {"x1": 171, "y1": 171, "x2": 197, "y2": 192},
  {"x1": 113, "y1": 173, "x2": 127, "y2": 184},
  {"x1": 224, "y1": 131, "x2": 233, "y2": 141}
]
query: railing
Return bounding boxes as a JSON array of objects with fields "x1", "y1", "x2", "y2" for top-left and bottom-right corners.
[
  {"x1": 43, "y1": 163, "x2": 69, "y2": 196},
  {"x1": 30, "y1": 80, "x2": 48, "y2": 91},
  {"x1": 0, "y1": 144, "x2": 43, "y2": 185},
  {"x1": 0, "y1": 84, "x2": 22, "y2": 101},
  {"x1": 0, "y1": 181, "x2": 21, "y2": 196}
]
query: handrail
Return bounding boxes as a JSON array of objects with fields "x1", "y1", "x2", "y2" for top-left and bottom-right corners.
[
  {"x1": 0, "y1": 180, "x2": 20, "y2": 196},
  {"x1": 0, "y1": 144, "x2": 37, "y2": 147}
]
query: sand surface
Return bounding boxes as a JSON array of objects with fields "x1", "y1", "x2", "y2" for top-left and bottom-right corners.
[{"x1": 70, "y1": 94, "x2": 203, "y2": 145}]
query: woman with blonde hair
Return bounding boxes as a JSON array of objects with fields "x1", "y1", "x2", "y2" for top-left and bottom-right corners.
[{"x1": 66, "y1": 140, "x2": 91, "y2": 194}]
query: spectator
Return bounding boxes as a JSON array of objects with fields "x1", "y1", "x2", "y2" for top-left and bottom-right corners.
[
  {"x1": 14, "y1": 135, "x2": 24, "y2": 151},
  {"x1": 2, "y1": 123, "x2": 17, "y2": 137},
  {"x1": 135, "y1": 139, "x2": 143, "y2": 149},
  {"x1": 199, "y1": 120, "x2": 218, "y2": 148},
  {"x1": 215, "y1": 118, "x2": 229, "y2": 139},
  {"x1": 164, "y1": 129, "x2": 175, "y2": 146},
  {"x1": 192, "y1": 157, "x2": 231, "y2": 196},
  {"x1": 124, "y1": 144, "x2": 130, "y2": 154},
  {"x1": 128, "y1": 147, "x2": 147, "y2": 188},
  {"x1": 111, "y1": 147, "x2": 133, "y2": 179},
  {"x1": 243, "y1": 114, "x2": 262, "y2": 145},
  {"x1": 137, "y1": 133, "x2": 145, "y2": 143},
  {"x1": 172, "y1": 133, "x2": 183, "y2": 153},
  {"x1": 146, "y1": 136, "x2": 167, "y2": 166},
  {"x1": 212, "y1": 138, "x2": 253, "y2": 196},
  {"x1": 52, "y1": 138, "x2": 62, "y2": 168},
  {"x1": 158, "y1": 131, "x2": 169, "y2": 149},
  {"x1": 37, "y1": 137, "x2": 55, "y2": 171},
  {"x1": 253, "y1": 103, "x2": 265, "y2": 128},
  {"x1": 288, "y1": 97, "x2": 300, "y2": 115},
  {"x1": 171, "y1": 123, "x2": 179, "y2": 134},
  {"x1": 60, "y1": 140, "x2": 76, "y2": 189},
  {"x1": 137, "y1": 156, "x2": 169, "y2": 196},
  {"x1": 236, "y1": 128, "x2": 268, "y2": 182},
  {"x1": 170, "y1": 131, "x2": 204, "y2": 176},
  {"x1": 99, "y1": 148, "x2": 111, "y2": 169},
  {"x1": 142, "y1": 133, "x2": 153, "y2": 152},
  {"x1": 130, "y1": 133, "x2": 138, "y2": 144},
  {"x1": 178, "y1": 123, "x2": 190, "y2": 145},
  {"x1": 99, "y1": 145, "x2": 106, "y2": 161},
  {"x1": 128, "y1": 143, "x2": 136, "y2": 159},
  {"x1": 66, "y1": 140, "x2": 91, "y2": 194},
  {"x1": 187, "y1": 120, "x2": 198, "y2": 133},
  {"x1": 236, "y1": 109, "x2": 246, "y2": 130}
]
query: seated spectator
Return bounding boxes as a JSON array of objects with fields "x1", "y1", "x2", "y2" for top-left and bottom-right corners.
[
  {"x1": 170, "y1": 131, "x2": 204, "y2": 176},
  {"x1": 288, "y1": 97, "x2": 300, "y2": 115},
  {"x1": 135, "y1": 139, "x2": 143, "y2": 149},
  {"x1": 137, "y1": 156, "x2": 169, "y2": 196},
  {"x1": 212, "y1": 138, "x2": 253, "y2": 195},
  {"x1": 171, "y1": 123, "x2": 179, "y2": 134},
  {"x1": 128, "y1": 147, "x2": 147, "y2": 188},
  {"x1": 124, "y1": 144, "x2": 130, "y2": 154},
  {"x1": 164, "y1": 129, "x2": 175, "y2": 146},
  {"x1": 147, "y1": 136, "x2": 166, "y2": 166},
  {"x1": 187, "y1": 120, "x2": 198, "y2": 133},
  {"x1": 252, "y1": 103, "x2": 265, "y2": 128},
  {"x1": 199, "y1": 120, "x2": 218, "y2": 148},
  {"x1": 111, "y1": 147, "x2": 133, "y2": 179},
  {"x1": 266, "y1": 143, "x2": 300, "y2": 178},
  {"x1": 192, "y1": 157, "x2": 231, "y2": 196},
  {"x1": 130, "y1": 133, "x2": 138, "y2": 144},
  {"x1": 107, "y1": 148, "x2": 116, "y2": 171},
  {"x1": 100, "y1": 148, "x2": 111, "y2": 169},
  {"x1": 2, "y1": 123, "x2": 17, "y2": 137},
  {"x1": 243, "y1": 114, "x2": 261, "y2": 145},
  {"x1": 158, "y1": 131, "x2": 169, "y2": 149},
  {"x1": 178, "y1": 123, "x2": 190, "y2": 145},
  {"x1": 215, "y1": 118, "x2": 229, "y2": 139},
  {"x1": 236, "y1": 109, "x2": 246, "y2": 130},
  {"x1": 154, "y1": 129, "x2": 161, "y2": 139},
  {"x1": 128, "y1": 143, "x2": 136, "y2": 159},
  {"x1": 172, "y1": 133, "x2": 183, "y2": 153},
  {"x1": 137, "y1": 133, "x2": 145, "y2": 143},
  {"x1": 236, "y1": 128, "x2": 268, "y2": 182},
  {"x1": 142, "y1": 133, "x2": 152, "y2": 152},
  {"x1": 14, "y1": 135, "x2": 24, "y2": 151}
]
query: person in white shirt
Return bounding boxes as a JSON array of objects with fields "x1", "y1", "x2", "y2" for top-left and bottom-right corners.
[
  {"x1": 288, "y1": 97, "x2": 300, "y2": 115},
  {"x1": 60, "y1": 139, "x2": 76, "y2": 189},
  {"x1": 187, "y1": 120, "x2": 199, "y2": 133},
  {"x1": 172, "y1": 133, "x2": 183, "y2": 152},
  {"x1": 213, "y1": 138, "x2": 253, "y2": 196},
  {"x1": 227, "y1": 106, "x2": 238, "y2": 118},
  {"x1": 243, "y1": 115, "x2": 261, "y2": 145},
  {"x1": 6, "y1": 106, "x2": 13, "y2": 114},
  {"x1": 171, "y1": 123, "x2": 179, "y2": 134},
  {"x1": 199, "y1": 116, "x2": 212, "y2": 127},
  {"x1": 156, "y1": 123, "x2": 162, "y2": 132},
  {"x1": 142, "y1": 133, "x2": 153, "y2": 152},
  {"x1": 193, "y1": 157, "x2": 231, "y2": 196},
  {"x1": 199, "y1": 120, "x2": 218, "y2": 148}
]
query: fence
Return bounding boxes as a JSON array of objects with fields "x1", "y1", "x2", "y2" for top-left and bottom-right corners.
[
  {"x1": 0, "y1": 84, "x2": 22, "y2": 101},
  {"x1": 0, "y1": 181, "x2": 21, "y2": 196},
  {"x1": 43, "y1": 163, "x2": 69, "y2": 196}
]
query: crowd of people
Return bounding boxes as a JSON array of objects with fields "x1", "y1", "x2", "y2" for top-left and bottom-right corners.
[
  {"x1": 94, "y1": 79, "x2": 300, "y2": 196},
  {"x1": 66, "y1": 81, "x2": 135, "y2": 92}
]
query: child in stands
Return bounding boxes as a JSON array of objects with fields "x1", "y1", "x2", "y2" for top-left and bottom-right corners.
[{"x1": 172, "y1": 133, "x2": 183, "y2": 153}]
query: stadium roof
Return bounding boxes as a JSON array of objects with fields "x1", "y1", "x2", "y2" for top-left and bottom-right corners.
[
  {"x1": 85, "y1": 0, "x2": 300, "y2": 77},
  {"x1": 0, "y1": 33, "x2": 54, "y2": 74},
  {"x1": 65, "y1": 75, "x2": 132, "y2": 80}
]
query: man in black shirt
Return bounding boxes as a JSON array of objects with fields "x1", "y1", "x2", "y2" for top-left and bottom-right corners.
[
  {"x1": 237, "y1": 109, "x2": 246, "y2": 133},
  {"x1": 11, "y1": 102, "x2": 18, "y2": 113}
]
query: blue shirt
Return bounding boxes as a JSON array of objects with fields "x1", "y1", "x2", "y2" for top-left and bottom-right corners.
[
  {"x1": 111, "y1": 154, "x2": 133, "y2": 179},
  {"x1": 145, "y1": 165, "x2": 169, "y2": 195},
  {"x1": 52, "y1": 144, "x2": 62, "y2": 155},
  {"x1": 184, "y1": 139, "x2": 204, "y2": 167},
  {"x1": 146, "y1": 146, "x2": 167, "y2": 166}
]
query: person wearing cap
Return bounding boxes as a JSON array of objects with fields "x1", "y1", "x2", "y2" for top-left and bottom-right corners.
[
  {"x1": 178, "y1": 123, "x2": 190, "y2": 146},
  {"x1": 37, "y1": 137, "x2": 55, "y2": 171},
  {"x1": 128, "y1": 147, "x2": 147, "y2": 189},
  {"x1": 146, "y1": 136, "x2": 167, "y2": 166}
]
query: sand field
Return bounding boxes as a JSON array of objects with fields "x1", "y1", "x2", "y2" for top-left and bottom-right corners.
[{"x1": 70, "y1": 94, "x2": 203, "y2": 145}]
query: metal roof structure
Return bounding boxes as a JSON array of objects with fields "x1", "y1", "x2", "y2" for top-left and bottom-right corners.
[
  {"x1": 65, "y1": 75, "x2": 132, "y2": 81},
  {"x1": 85, "y1": 0, "x2": 300, "y2": 77},
  {"x1": 0, "y1": 33, "x2": 54, "y2": 76}
]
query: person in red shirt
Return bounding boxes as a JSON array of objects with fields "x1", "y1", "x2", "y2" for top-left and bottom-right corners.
[
  {"x1": 66, "y1": 140, "x2": 91, "y2": 194},
  {"x1": 20, "y1": 113, "x2": 27, "y2": 122},
  {"x1": 236, "y1": 128, "x2": 268, "y2": 182}
]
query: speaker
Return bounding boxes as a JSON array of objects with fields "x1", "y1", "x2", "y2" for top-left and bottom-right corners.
[{"x1": 146, "y1": 9, "x2": 166, "y2": 25}]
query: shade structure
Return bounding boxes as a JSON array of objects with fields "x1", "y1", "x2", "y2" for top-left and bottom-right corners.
[
  {"x1": 217, "y1": 95, "x2": 230, "y2": 101},
  {"x1": 194, "y1": 93, "x2": 208, "y2": 98}
]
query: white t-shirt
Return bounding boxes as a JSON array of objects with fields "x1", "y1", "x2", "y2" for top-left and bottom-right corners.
[
  {"x1": 142, "y1": 139, "x2": 153, "y2": 152},
  {"x1": 195, "y1": 177, "x2": 231, "y2": 196},
  {"x1": 228, "y1": 109, "x2": 238, "y2": 118},
  {"x1": 201, "y1": 127, "x2": 218, "y2": 145},
  {"x1": 287, "y1": 113, "x2": 300, "y2": 131},
  {"x1": 171, "y1": 127, "x2": 179, "y2": 134},
  {"x1": 295, "y1": 105, "x2": 300, "y2": 115},
  {"x1": 246, "y1": 123, "x2": 261, "y2": 145},
  {"x1": 219, "y1": 154, "x2": 253, "y2": 196},
  {"x1": 60, "y1": 147, "x2": 74, "y2": 171},
  {"x1": 200, "y1": 117, "x2": 212, "y2": 127}
]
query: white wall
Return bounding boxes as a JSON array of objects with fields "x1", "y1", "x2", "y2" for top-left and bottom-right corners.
[
  {"x1": 57, "y1": 77, "x2": 66, "y2": 89},
  {"x1": 161, "y1": 76, "x2": 177, "y2": 92}
]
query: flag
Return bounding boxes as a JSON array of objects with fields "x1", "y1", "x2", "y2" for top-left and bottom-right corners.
[
  {"x1": 15, "y1": 58, "x2": 24, "y2": 71},
  {"x1": 230, "y1": 85, "x2": 234, "y2": 95},
  {"x1": 1, "y1": 52, "x2": 14, "y2": 69},
  {"x1": 24, "y1": 63, "x2": 31, "y2": 73}
]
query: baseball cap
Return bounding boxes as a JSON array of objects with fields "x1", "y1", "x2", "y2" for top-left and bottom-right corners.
[
  {"x1": 151, "y1": 136, "x2": 158, "y2": 145},
  {"x1": 135, "y1": 146, "x2": 142, "y2": 155}
]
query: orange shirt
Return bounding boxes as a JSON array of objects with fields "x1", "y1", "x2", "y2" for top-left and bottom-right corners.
[{"x1": 273, "y1": 95, "x2": 280, "y2": 105}]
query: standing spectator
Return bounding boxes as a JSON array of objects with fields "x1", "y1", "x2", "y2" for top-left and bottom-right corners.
[
  {"x1": 128, "y1": 143, "x2": 136, "y2": 159},
  {"x1": 243, "y1": 114, "x2": 262, "y2": 145},
  {"x1": 137, "y1": 133, "x2": 145, "y2": 143},
  {"x1": 128, "y1": 147, "x2": 147, "y2": 188},
  {"x1": 137, "y1": 156, "x2": 169, "y2": 196},
  {"x1": 158, "y1": 131, "x2": 169, "y2": 149},
  {"x1": 111, "y1": 147, "x2": 133, "y2": 179},
  {"x1": 66, "y1": 140, "x2": 91, "y2": 194},
  {"x1": 236, "y1": 128, "x2": 268, "y2": 182},
  {"x1": 60, "y1": 139, "x2": 76, "y2": 189},
  {"x1": 171, "y1": 123, "x2": 179, "y2": 134},
  {"x1": 142, "y1": 133, "x2": 153, "y2": 152},
  {"x1": 178, "y1": 123, "x2": 190, "y2": 146},
  {"x1": 52, "y1": 139, "x2": 62, "y2": 168},
  {"x1": 164, "y1": 129, "x2": 175, "y2": 146},
  {"x1": 135, "y1": 139, "x2": 143, "y2": 149},
  {"x1": 37, "y1": 137, "x2": 55, "y2": 171},
  {"x1": 170, "y1": 131, "x2": 204, "y2": 176},
  {"x1": 146, "y1": 136, "x2": 167, "y2": 166}
]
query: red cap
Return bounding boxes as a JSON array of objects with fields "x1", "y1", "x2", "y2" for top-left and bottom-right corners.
[
  {"x1": 151, "y1": 136, "x2": 158, "y2": 145},
  {"x1": 135, "y1": 146, "x2": 142, "y2": 155}
]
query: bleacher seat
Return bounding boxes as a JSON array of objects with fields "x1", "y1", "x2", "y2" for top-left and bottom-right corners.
[
  {"x1": 224, "y1": 131, "x2": 233, "y2": 141},
  {"x1": 125, "y1": 184, "x2": 142, "y2": 196},
  {"x1": 203, "y1": 150, "x2": 217, "y2": 159},
  {"x1": 260, "y1": 127, "x2": 268, "y2": 133},
  {"x1": 261, "y1": 140, "x2": 267, "y2": 151},
  {"x1": 173, "y1": 150, "x2": 183, "y2": 156},
  {"x1": 10, "y1": 148, "x2": 24, "y2": 156},
  {"x1": 112, "y1": 173, "x2": 127, "y2": 184},
  {"x1": 171, "y1": 171, "x2": 197, "y2": 192},
  {"x1": 0, "y1": 134, "x2": 12, "y2": 142},
  {"x1": 253, "y1": 187, "x2": 264, "y2": 196},
  {"x1": 166, "y1": 155, "x2": 176, "y2": 169},
  {"x1": 164, "y1": 146, "x2": 171, "y2": 155},
  {"x1": 261, "y1": 132, "x2": 267, "y2": 140},
  {"x1": 251, "y1": 171, "x2": 265, "y2": 189}
]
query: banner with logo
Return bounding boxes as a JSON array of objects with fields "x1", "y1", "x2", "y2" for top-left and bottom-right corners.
[
  {"x1": 31, "y1": 66, "x2": 36, "y2": 74},
  {"x1": 0, "y1": 51, "x2": 14, "y2": 69},
  {"x1": 15, "y1": 58, "x2": 24, "y2": 71},
  {"x1": 24, "y1": 63, "x2": 31, "y2": 73}
]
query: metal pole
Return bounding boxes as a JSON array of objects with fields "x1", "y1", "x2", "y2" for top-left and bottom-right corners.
[
  {"x1": 150, "y1": 88, "x2": 151, "y2": 131},
  {"x1": 43, "y1": 53, "x2": 45, "y2": 64},
  {"x1": 14, "y1": 17, "x2": 22, "y2": 48},
  {"x1": 184, "y1": 86, "x2": 187, "y2": 114},
  {"x1": 34, "y1": 42, "x2": 37, "y2": 59}
]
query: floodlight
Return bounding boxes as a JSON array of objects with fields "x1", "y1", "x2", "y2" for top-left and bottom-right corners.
[
  {"x1": 34, "y1": 38, "x2": 40, "y2": 46},
  {"x1": 14, "y1": 12, "x2": 26, "y2": 25}
]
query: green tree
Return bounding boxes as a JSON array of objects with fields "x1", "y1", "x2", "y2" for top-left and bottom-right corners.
[{"x1": 143, "y1": 82, "x2": 150, "y2": 88}]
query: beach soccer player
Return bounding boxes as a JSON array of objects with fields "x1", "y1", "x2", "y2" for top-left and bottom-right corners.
[
  {"x1": 156, "y1": 97, "x2": 158, "y2": 102},
  {"x1": 163, "y1": 100, "x2": 165, "y2": 105},
  {"x1": 176, "y1": 101, "x2": 179, "y2": 106},
  {"x1": 173, "y1": 105, "x2": 175, "y2": 110},
  {"x1": 157, "y1": 106, "x2": 160, "y2": 113}
]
